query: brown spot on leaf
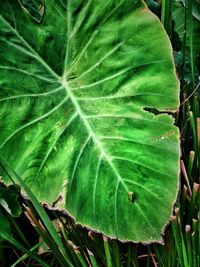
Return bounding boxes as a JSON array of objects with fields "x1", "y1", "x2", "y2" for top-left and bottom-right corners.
[{"x1": 128, "y1": 191, "x2": 136, "y2": 203}]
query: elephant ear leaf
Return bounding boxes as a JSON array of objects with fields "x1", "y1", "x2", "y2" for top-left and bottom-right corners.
[{"x1": 0, "y1": 0, "x2": 180, "y2": 242}]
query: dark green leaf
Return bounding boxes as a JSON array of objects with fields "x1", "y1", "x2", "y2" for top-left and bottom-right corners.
[
  {"x1": 0, "y1": 0, "x2": 180, "y2": 242},
  {"x1": 0, "y1": 183, "x2": 22, "y2": 217}
]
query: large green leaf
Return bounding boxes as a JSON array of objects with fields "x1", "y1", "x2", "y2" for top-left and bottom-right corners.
[{"x1": 0, "y1": 0, "x2": 179, "y2": 242}]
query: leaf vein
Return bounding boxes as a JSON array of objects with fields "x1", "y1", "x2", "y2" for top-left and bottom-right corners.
[
  {"x1": 35, "y1": 112, "x2": 78, "y2": 179},
  {"x1": 0, "y1": 97, "x2": 69, "y2": 148}
]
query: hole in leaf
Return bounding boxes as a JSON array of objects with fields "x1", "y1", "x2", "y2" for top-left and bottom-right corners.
[
  {"x1": 143, "y1": 107, "x2": 176, "y2": 117},
  {"x1": 128, "y1": 191, "x2": 136, "y2": 203}
]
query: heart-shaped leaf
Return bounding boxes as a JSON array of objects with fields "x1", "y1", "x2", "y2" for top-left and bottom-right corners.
[{"x1": 0, "y1": 0, "x2": 179, "y2": 242}]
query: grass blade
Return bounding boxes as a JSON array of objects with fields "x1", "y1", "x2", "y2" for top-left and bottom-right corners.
[{"x1": 103, "y1": 236, "x2": 112, "y2": 267}]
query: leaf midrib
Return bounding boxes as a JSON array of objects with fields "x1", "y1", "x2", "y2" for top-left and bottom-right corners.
[{"x1": 61, "y1": 80, "x2": 129, "y2": 193}]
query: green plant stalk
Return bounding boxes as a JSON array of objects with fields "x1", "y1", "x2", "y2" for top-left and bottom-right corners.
[
  {"x1": 66, "y1": 249, "x2": 82, "y2": 267},
  {"x1": 177, "y1": 215, "x2": 189, "y2": 267},
  {"x1": 63, "y1": 224, "x2": 94, "y2": 267},
  {"x1": 179, "y1": 7, "x2": 187, "y2": 84},
  {"x1": 60, "y1": 228, "x2": 86, "y2": 267},
  {"x1": 126, "y1": 245, "x2": 131, "y2": 267},
  {"x1": 79, "y1": 243, "x2": 94, "y2": 265},
  {"x1": 111, "y1": 239, "x2": 121, "y2": 267},
  {"x1": 187, "y1": 151, "x2": 195, "y2": 180},
  {"x1": 192, "y1": 92, "x2": 200, "y2": 180},
  {"x1": 88, "y1": 254, "x2": 99, "y2": 267},
  {"x1": 188, "y1": 0, "x2": 195, "y2": 85},
  {"x1": 197, "y1": 118, "x2": 200, "y2": 180},
  {"x1": 83, "y1": 232, "x2": 106, "y2": 265},
  {"x1": 67, "y1": 240, "x2": 89, "y2": 267},
  {"x1": 192, "y1": 219, "x2": 198, "y2": 244},
  {"x1": 181, "y1": 160, "x2": 192, "y2": 196},
  {"x1": 190, "y1": 111, "x2": 198, "y2": 157},
  {"x1": 192, "y1": 216, "x2": 199, "y2": 266},
  {"x1": 147, "y1": 246, "x2": 151, "y2": 267},
  {"x1": 193, "y1": 95, "x2": 200, "y2": 123},
  {"x1": 76, "y1": 252, "x2": 88, "y2": 267},
  {"x1": 59, "y1": 222, "x2": 84, "y2": 261},
  {"x1": 168, "y1": 0, "x2": 173, "y2": 38},
  {"x1": 154, "y1": 244, "x2": 164, "y2": 267},
  {"x1": 192, "y1": 232, "x2": 197, "y2": 267},
  {"x1": 180, "y1": 185, "x2": 187, "y2": 220},
  {"x1": 171, "y1": 215, "x2": 184, "y2": 267},
  {"x1": 168, "y1": 227, "x2": 177, "y2": 267},
  {"x1": 180, "y1": 93, "x2": 191, "y2": 161},
  {"x1": 162, "y1": 241, "x2": 170, "y2": 267},
  {"x1": 68, "y1": 241, "x2": 89, "y2": 267},
  {"x1": 161, "y1": 0, "x2": 173, "y2": 37},
  {"x1": 128, "y1": 244, "x2": 139, "y2": 267},
  {"x1": 61, "y1": 222, "x2": 80, "y2": 266},
  {"x1": 185, "y1": 225, "x2": 193, "y2": 267},
  {"x1": 103, "y1": 237, "x2": 112, "y2": 267},
  {"x1": 161, "y1": 0, "x2": 166, "y2": 25},
  {"x1": 197, "y1": 213, "x2": 200, "y2": 266},
  {"x1": 197, "y1": 118, "x2": 200, "y2": 147},
  {"x1": 189, "y1": 183, "x2": 199, "y2": 222},
  {"x1": 180, "y1": 234, "x2": 189, "y2": 267}
]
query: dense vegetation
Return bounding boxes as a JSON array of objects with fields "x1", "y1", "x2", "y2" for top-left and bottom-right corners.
[{"x1": 0, "y1": 0, "x2": 199, "y2": 266}]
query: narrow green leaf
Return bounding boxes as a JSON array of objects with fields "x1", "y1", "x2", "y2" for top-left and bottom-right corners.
[
  {"x1": 103, "y1": 237, "x2": 112, "y2": 267},
  {"x1": 185, "y1": 225, "x2": 193, "y2": 267}
]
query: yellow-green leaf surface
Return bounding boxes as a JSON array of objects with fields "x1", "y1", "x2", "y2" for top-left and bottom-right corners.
[{"x1": 0, "y1": 0, "x2": 180, "y2": 242}]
